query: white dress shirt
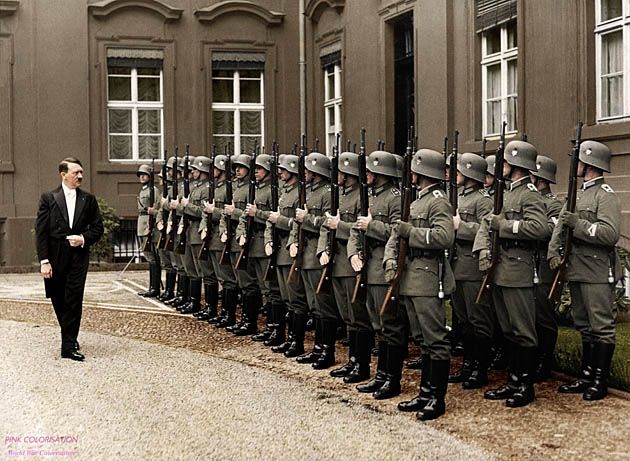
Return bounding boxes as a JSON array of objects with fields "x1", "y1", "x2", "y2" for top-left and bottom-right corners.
[{"x1": 62, "y1": 183, "x2": 76, "y2": 229}]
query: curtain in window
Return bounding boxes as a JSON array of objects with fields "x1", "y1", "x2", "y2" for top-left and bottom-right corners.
[
  {"x1": 476, "y1": 0, "x2": 517, "y2": 33},
  {"x1": 602, "y1": 31, "x2": 623, "y2": 117}
]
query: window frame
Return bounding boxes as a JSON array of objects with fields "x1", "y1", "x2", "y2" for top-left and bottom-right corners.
[
  {"x1": 107, "y1": 66, "x2": 164, "y2": 162},
  {"x1": 481, "y1": 21, "x2": 518, "y2": 137},
  {"x1": 324, "y1": 63, "x2": 342, "y2": 155},
  {"x1": 211, "y1": 69, "x2": 265, "y2": 155},
  {"x1": 595, "y1": 0, "x2": 629, "y2": 122}
]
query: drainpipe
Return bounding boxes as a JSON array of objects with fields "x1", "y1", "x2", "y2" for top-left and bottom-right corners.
[{"x1": 299, "y1": 0, "x2": 306, "y2": 137}]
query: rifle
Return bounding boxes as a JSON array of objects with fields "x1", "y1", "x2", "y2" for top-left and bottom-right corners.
[
  {"x1": 164, "y1": 146, "x2": 179, "y2": 251},
  {"x1": 175, "y1": 145, "x2": 191, "y2": 254},
  {"x1": 317, "y1": 133, "x2": 340, "y2": 293},
  {"x1": 219, "y1": 144, "x2": 233, "y2": 265},
  {"x1": 235, "y1": 143, "x2": 258, "y2": 270},
  {"x1": 287, "y1": 135, "x2": 307, "y2": 283},
  {"x1": 199, "y1": 145, "x2": 217, "y2": 260},
  {"x1": 380, "y1": 126, "x2": 414, "y2": 315},
  {"x1": 351, "y1": 128, "x2": 369, "y2": 303},
  {"x1": 156, "y1": 152, "x2": 169, "y2": 249},
  {"x1": 548, "y1": 122, "x2": 583, "y2": 303},
  {"x1": 476, "y1": 121, "x2": 507, "y2": 306},
  {"x1": 142, "y1": 158, "x2": 156, "y2": 253},
  {"x1": 442, "y1": 136, "x2": 449, "y2": 190},
  {"x1": 264, "y1": 141, "x2": 280, "y2": 281},
  {"x1": 447, "y1": 130, "x2": 459, "y2": 263}
]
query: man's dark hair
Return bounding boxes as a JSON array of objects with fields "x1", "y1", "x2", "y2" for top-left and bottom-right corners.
[{"x1": 59, "y1": 157, "x2": 83, "y2": 173}]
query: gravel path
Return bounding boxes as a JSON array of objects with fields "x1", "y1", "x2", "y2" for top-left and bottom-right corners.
[{"x1": 0, "y1": 320, "x2": 492, "y2": 461}]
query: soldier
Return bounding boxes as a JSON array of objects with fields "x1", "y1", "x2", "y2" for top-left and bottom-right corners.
[
  {"x1": 237, "y1": 153, "x2": 283, "y2": 338},
  {"x1": 221, "y1": 154, "x2": 260, "y2": 333},
  {"x1": 289, "y1": 152, "x2": 337, "y2": 369},
  {"x1": 265, "y1": 154, "x2": 309, "y2": 353},
  {"x1": 447, "y1": 153, "x2": 493, "y2": 389},
  {"x1": 529, "y1": 155, "x2": 562, "y2": 381},
  {"x1": 473, "y1": 140, "x2": 548, "y2": 408},
  {"x1": 347, "y1": 150, "x2": 402, "y2": 399},
  {"x1": 548, "y1": 141, "x2": 621, "y2": 400},
  {"x1": 318, "y1": 152, "x2": 374, "y2": 381},
  {"x1": 195, "y1": 154, "x2": 235, "y2": 324},
  {"x1": 385, "y1": 148, "x2": 455, "y2": 421},
  {"x1": 136, "y1": 164, "x2": 161, "y2": 298},
  {"x1": 157, "y1": 156, "x2": 177, "y2": 302},
  {"x1": 178, "y1": 155, "x2": 207, "y2": 315}
]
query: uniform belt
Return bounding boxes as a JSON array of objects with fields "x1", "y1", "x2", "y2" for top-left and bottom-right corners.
[
  {"x1": 455, "y1": 239, "x2": 473, "y2": 247},
  {"x1": 139, "y1": 211, "x2": 148, "y2": 216},
  {"x1": 276, "y1": 229, "x2": 290, "y2": 237},
  {"x1": 500, "y1": 239, "x2": 533, "y2": 250},
  {"x1": 409, "y1": 248, "x2": 441, "y2": 259},
  {"x1": 366, "y1": 239, "x2": 385, "y2": 250}
]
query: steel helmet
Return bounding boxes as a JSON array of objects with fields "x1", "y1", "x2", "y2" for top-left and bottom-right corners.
[
  {"x1": 191, "y1": 155, "x2": 212, "y2": 173},
  {"x1": 531, "y1": 155, "x2": 557, "y2": 184},
  {"x1": 279, "y1": 154, "x2": 299, "y2": 174},
  {"x1": 166, "y1": 156, "x2": 176, "y2": 169},
  {"x1": 136, "y1": 164, "x2": 152, "y2": 177},
  {"x1": 457, "y1": 152, "x2": 487, "y2": 183},
  {"x1": 366, "y1": 151, "x2": 398, "y2": 178},
  {"x1": 178, "y1": 155, "x2": 196, "y2": 171},
  {"x1": 579, "y1": 140, "x2": 611, "y2": 173},
  {"x1": 305, "y1": 152, "x2": 331, "y2": 178},
  {"x1": 214, "y1": 155, "x2": 228, "y2": 172},
  {"x1": 233, "y1": 154, "x2": 252, "y2": 169},
  {"x1": 339, "y1": 152, "x2": 359, "y2": 177},
  {"x1": 505, "y1": 140, "x2": 537, "y2": 171},
  {"x1": 485, "y1": 155, "x2": 496, "y2": 176},
  {"x1": 411, "y1": 149, "x2": 445, "y2": 180},
  {"x1": 255, "y1": 153, "x2": 272, "y2": 172}
]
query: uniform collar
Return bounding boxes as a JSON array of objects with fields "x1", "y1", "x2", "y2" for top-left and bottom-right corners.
[
  {"x1": 283, "y1": 182, "x2": 297, "y2": 192},
  {"x1": 343, "y1": 184, "x2": 356, "y2": 194},
  {"x1": 461, "y1": 185, "x2": 480, "y2": 196},
  {"x1": 582, "y1": 176, "x2": 605, "y2": 190},
  {"x1": 508, "y1": 176, "x2": 530, "y2": 191},
  {"x1": 310, "y1": 179, "x2": 327, "y2": 192},
  {"x1": 257, "y1": 179, "x2": 270, "y2": 189},
  {"x1": 373, "y1": 182, "x2": 392, "y2": 196},
  {"x1": 141, "y1": 184, "x2": 148, "y2": 190},
  {"x1": 419, "y1": 182, "x2": 442, "y2": 199}
]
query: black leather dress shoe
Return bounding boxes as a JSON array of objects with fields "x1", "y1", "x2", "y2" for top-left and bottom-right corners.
[{"x1": 61, "y1": 350, "x2": 85, "y2": 361}]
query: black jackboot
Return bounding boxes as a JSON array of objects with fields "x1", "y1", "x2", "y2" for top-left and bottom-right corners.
[
  {"x1": 463, "y1": 338, "x2": 492, "y2": 389},
  {"x1": 398, "y1": 353, "x2": 431, "y2": 412},
  {"x1": 417, "y1": 359, "x2": 450, "y2": 421},
  {"x1": 357, "y1": 340, "x2": 388, "y2": 393},
  {"x1": 215, "y1": 288, "x2": 238, "y2": 328},
  {"x1": 535, "y1": 327, "x2": 558, "y2": 382},
  {"x1": 164, "y1": 274, "x2": 184, "y2": 305},
  {"x1": 373, "y1": 344, "x2": 404, "y2": 400},
  {"x1": 195, "y1": 283, "x2": 218, "y2": 320},
  {"x1": 138, "y1": 263, "x2": 160, "y2": 297},
  {"x1": 173, "y1": 276, "x2": 191, "y2": 309},
  {"x1": 272, "y1": 311, "x2": 293, "y2": 353},
  {"x1": 297, "y1": 318, "x2": 324, "y2": 364},
  {"x1": 252, "y1": 301, "x2": 274, "y2": 342},
  {"x1": 265, "y1": 303, "x2": 287, "y2": 347},
  {"x1": 448, "y1": 335, "x2": 474, "y2": 383},
  {"x1": 285, "y1": 312, "x2": 306, "y2": 358},
  {"x1": 558, "y1": 341, "x2": 594, "y2": 393},
  {"x1": 506, "y1": 346, "x2": 537, "y2": 408},
  {"x1": 158, "y1": 271, "x2": 176, "y2": 301},
  {"x1": 225, "y1": 290, "x2": 246, "y2": 331},
  {"x1": 235, "y1": 292, "x2": 261, "y2": 336},
  {"x1": 331, "y1": 330, "x2": 357, "y2": 378},
  {"x1": 344, "y1": 330, "x2": 374, "y2": 384},
  {"x1": 181, "y1": 279, "x2": 202, "y2": 314},
  {"x1": 312, "y1": 319, "x2": 337, "y2": 370},
  {"x1": 583, "y1": 342, "x2": 615, "y2": 401},
  {"x1": 485, "y1": 342, "x2": 519, "y2": 400}
]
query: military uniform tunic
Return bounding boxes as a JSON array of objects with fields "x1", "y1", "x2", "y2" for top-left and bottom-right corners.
[
  {"x1": 137, "y1": 183, "x2": 161, "y2": 264},
  {"x1": 548, "y1": 177, "x2": 621, "y2": 344},
  {"x1": 157, "y1": 180, "x2": 175, "y2": 273},
  {"x1": 473, "y1": 176, "x2": 548, "y2": 348},
  {"x1": 181, "y1": 178, "x2": 205, "y2": 280}
]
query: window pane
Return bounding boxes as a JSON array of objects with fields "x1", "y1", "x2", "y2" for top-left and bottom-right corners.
[
  {"x1": 327, "y1": 72, "x2": 335, "y2": 100},
  {"x1": 212, "y1": 79, "x2": 234, "y2": 103},
  {"x1": 108, "y1": 76, "x2": 131, "y2": 100},
  {"x1": 507, "y1": 21, "x2": 517, "y2": 49},
  {"x1": 485, "y1": 27, "x2": 501, "y2": 55},
  {"x1": 213, "y1": 70, "x2": 234, "y2": 78},
  {"x1": 486, "y1": 64, "x2": 501, "y2": 98},
  {"x1": 213, "y1": 136, "x2": 234, "y2": 154},
  {"x1": 486, "y1": 101, "x2": 501, "y2": 135},
  {"x1": 239, "y1": 70, "x2": 261, "y2": 78},
  {"x1": 602, "y1": 30, "x2": 623, "y2": 74},
  {"x1": 138, "y1": 110, "x2": 161, "y2": 134},
  {"x1": 139, "y1": 136, "x2": 160, "y2": 159},
  {"x1": 240, "y1": 79, "x2": 261, "y2": 103},
  {"x1": 108, "y1": 67, "x2": 131, "y2": 75},
  {"x1": 138, "y1": 67, "x2": 160, "y2": 76},
  {"x1": 602, "y1": 75, "x2": 623, "y2": 117},
  {"x1": 241, "y1": 136, "x2": 261, "y2": 154},
  {"x1": 109, "y1": 135, "x2": 132, "y2": 159},
  {"x1": 601, "y1": 0, "x2": 622, "y2": 21},
  {"x1": 240, "y1": 111, "x2": 261, "y2": 134},
  {"x1": 138, "y1": 77, "x2": 160, "y2": 101},
  {"x1": 507, "y1": 59, "x2": 517, "y2": 94},
  {"x1": 109, "y1": 109, "x2": 132, "y2": 133},
  {"x1": 212, "y1": 111, "x2": 234, "y2": 134},
  {"x1": 507, "y1": 96, "x2": 518, "y2": 131},
  {"x1": 328, "y1": 106, "x2": 336, "y2": 127}
]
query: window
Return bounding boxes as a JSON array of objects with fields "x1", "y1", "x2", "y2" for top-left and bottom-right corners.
[
  {"x1": 596, "y1": 0, "x2": 628, "y2": 120},
  {"x1": 107, "y1": 49, "x2": 164, "y2": 161},
  {"x1": 324, "y1": 64, "x2": 342, "y2": 154},
  {"x1": 211, "y1": 52, "x2": 265, "y2": 155},
  {"x1": 481, "y1": 20, "x2": 517, "y2": 136}
]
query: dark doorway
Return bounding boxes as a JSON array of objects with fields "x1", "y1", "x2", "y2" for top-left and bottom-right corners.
[{"x1": 393, "y1": 14, "x2": 415, "y2": 156}]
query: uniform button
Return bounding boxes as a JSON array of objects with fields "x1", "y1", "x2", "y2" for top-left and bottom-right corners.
[{"x1": 425, "y1": 266, "x2": 429, "y2": 270}]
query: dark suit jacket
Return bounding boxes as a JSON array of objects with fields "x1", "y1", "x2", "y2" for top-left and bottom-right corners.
[{"x1": 35, "y1": 185, "x2": 104, "y2": 298}]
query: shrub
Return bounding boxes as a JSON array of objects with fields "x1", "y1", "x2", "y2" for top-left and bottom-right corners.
[{"x1": 90, "y1": 197, "x2": 120, "y2": 263}]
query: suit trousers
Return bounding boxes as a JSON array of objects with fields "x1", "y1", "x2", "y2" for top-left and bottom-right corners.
[
  {"x1": 569, "y1": 282, "x2": 615, "y2": 345},
  {"x1": 492, "y1": 286, "x2": 538, "y2": 348}
]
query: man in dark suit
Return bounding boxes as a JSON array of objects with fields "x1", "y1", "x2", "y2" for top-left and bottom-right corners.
[{"x1": 35, "y1": 157, "x2": 104, "y2": 361}]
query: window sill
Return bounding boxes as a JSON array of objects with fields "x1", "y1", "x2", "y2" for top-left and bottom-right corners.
[
  {"x1": 96, "y1": 162, "x2": 147, "y2": 174},
  {"x1": 583, "y1": 120, "x2": 630, "y2": 145}
]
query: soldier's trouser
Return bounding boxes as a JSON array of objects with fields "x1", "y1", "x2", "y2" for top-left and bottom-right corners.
[
  {"x1": 209, "y1": 252, "x2": 236, "y2": 290},
  {"x1": 380, "y1": 298, "x2": 407, "y2": 347},
  {"x1": 405, "y1": 300, "x2": 423, "y2": 342},
  {"x1": 141, "y1": 238, "x2": 159, "y2": 264},
  {"x1": 333, "y1": 276, "x2": 371, "y2": 332},
  {"x1": 251, "y1": 257, "x2": 282, "y2": 305},
  {"x1": 198, "y1": 256, "x2": 218, "y2": 286},
  {"x1": 404, "y1": 295, "x2": 450, "y2": 360},
  {"x1": 309, "y1": 269, "x2": 337, "y2": 321},
  {"x1": 183, "y1": 244, "x2": 201, "y2": 280},
  {"x1": 454, "y1": 280, "x2": 494, "y2": 341},
  {"x1": 231, "y1": 251, "x2": 258, "y2": 297},
  {"x1": 158, "y1": 249, "x2": 174, "y2": 272},
  {"x1": 366, "y1": 284, "x2": 386, "y2": 332},
  {"x1": 492, "y1": 286, "x2": 537, "y2": 349},
  {"x1": 569, "y1": 282, "x2": 615, "y2": 345},
  {"x1": 534, "y1": 283, "x2": 558, "y2": 337},
  {"x1": 279, "y1": 265, "x2": 308, "y2": 315},
  {"x1": 300, "y1": 269, "x2": 321, "y2": 318},
  {"x1": 171, "y1": 252, "x2": 185, "y2": 276}
]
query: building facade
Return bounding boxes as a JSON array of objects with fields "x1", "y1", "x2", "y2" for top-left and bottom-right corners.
[{"x1": 0, "y1": 0, "x2": 628, "y2": 266}]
